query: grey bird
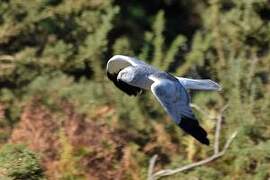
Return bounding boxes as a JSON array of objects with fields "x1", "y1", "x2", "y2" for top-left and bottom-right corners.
[{"x1": 106, "y1": 55, "x2": 221, "y2": 145}]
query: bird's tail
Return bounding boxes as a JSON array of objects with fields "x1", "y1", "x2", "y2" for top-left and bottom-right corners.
[
  {"x1": 176, "y1": 77, "x2": 222, "y2": 91},
  {"x1": 179, "y1": 116, "x2": 210, "y2": 145}
]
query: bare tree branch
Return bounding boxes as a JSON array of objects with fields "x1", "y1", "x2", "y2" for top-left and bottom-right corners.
[
  {"x1": 247, "y1": 50, "x2": 259, "y2": 87},
  {"x1": 214, "y1": 104, "x2": 228, "y2": 154},
  {"x1": 190, "y1": 103, "x2": 210, "y2": 119},
  {"x1": 147, "y1": 154, "x2": 158, "y2": 180},
  {"x1": 152, "y1": 131, "x2": 237, "y2": 179},
  {"x1": 0, "y1": 55, "x2": 15, "y2": 73},
  {"x1": 148, "y1": 104, "x2": 238, "y2": 180},
  {"x1": 0, "y1": 55, "x2": 14, "y2": 61}
]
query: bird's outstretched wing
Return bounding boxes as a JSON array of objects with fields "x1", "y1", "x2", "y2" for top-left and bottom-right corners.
[
  {"x1": 106, "y1": 55, "x2": 144, "y2": 96},
  {"x1": 150, "y1": 76, "x2": 209, "y2": 145}
]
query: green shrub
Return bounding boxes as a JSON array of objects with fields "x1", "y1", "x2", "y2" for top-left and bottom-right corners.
[{"x1": 0, "y1": 144, "x2": 44, "y2": 180}]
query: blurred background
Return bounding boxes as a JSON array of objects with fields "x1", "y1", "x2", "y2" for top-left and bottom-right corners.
[{"x1": 0, "y1": 0, "x2": 270, "y2": 179}]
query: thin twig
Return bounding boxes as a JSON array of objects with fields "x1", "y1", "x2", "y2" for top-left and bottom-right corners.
[
  {"x1": 147, "y1": 154, "x2": 158, "y2": 180},
  {"x1": 0, "y1": 55, "x2": 14, "y2": 61},
  {"x1": 214, "y1": 104, "x2": 228, "y2": 154},
  {"x1": 190, "y1": 103, "x2": 212, "y2": 119},
  {"x1": 247, "y1": 50, "x2": 259, "y2": 88},
  {"x1": 223, "y1": 131, "x2": 238, "y2": 152}
]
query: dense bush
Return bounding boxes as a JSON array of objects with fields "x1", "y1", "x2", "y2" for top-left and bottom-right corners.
[{"x1": 0, "y1": 144, "x2": 44, "y2": 180}]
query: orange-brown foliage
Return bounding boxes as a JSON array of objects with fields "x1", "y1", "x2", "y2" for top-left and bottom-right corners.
[{"x1": 9, "y1": 99, "x2": 138, "y2": 180}]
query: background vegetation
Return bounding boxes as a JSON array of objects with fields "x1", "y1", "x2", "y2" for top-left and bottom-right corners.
[{"x1": 0, "y1": 0, "x2": 270, "y2": 179}]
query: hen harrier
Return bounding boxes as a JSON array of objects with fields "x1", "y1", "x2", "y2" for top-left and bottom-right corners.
[{"x1": 106, "y1": 55, "x2": 221, "y2": 145}]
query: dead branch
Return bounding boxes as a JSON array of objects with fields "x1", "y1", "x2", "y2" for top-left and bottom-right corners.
[
  {"x1": 214, "y1": 104, "x2": 228, "y2": 154},
  {"x1": 0, "y1": 55, "x2": 14, "y2": 62},
  {"x1": 147, "y1": 105, "x2": 238, "y2": 180},
  {"x1": 147, "y1": 155, "x2": 158, "y2": 180},
  {"x1": 0, "y1": 55, "x2": 15, "y2": 73},
  {"x1": 190, "y1": 103, "x2": 210, "y2": 119}
]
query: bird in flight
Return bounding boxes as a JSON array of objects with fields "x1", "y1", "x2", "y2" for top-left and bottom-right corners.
[{"x1": 106, "y1": 55, "x2": 221, "y2": 145}]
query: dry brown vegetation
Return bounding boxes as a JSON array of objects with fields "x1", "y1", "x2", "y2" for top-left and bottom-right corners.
[{"x1": 9, "y1": 99, "x2": 127, "y2": 179}]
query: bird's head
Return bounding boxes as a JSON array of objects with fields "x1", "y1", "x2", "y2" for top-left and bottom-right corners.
[{"x1": 117, "y1": 67, "x2": 135, "y2": 83}]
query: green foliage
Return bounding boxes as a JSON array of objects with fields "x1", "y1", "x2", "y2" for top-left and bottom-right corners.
[
  {"x1": 77, "y1": 4, "x2": 119, "y2": 79},
  {"x1": 139, "y1": 10, "x2": 186, "y2": 71},
  {"x1": 58, "y1": 129, "x2": 84, "y2": 180},
  {"x1": 113, "y1": 36, "x2": 134, "y2": 56},
  {"x1": 0, "y1": 0, "x2": 270, "y2": 179},
  {"x1": 25, "y1": 72, "x2": 108, "y2": 115},
  {"x1": 152, "y1": 11, "x2": 165, "y2": 67},
  {"x1": 0, "y1": 144, "x2": 44, "y2": 180}
]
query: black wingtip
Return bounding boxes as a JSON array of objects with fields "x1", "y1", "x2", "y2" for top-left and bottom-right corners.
[
  {"x1": 179, "y1": 116, "x2": 210, "y2": 145},
  {"x1": 201, "y1": 137, "x2": 210, "y2": 146}
]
